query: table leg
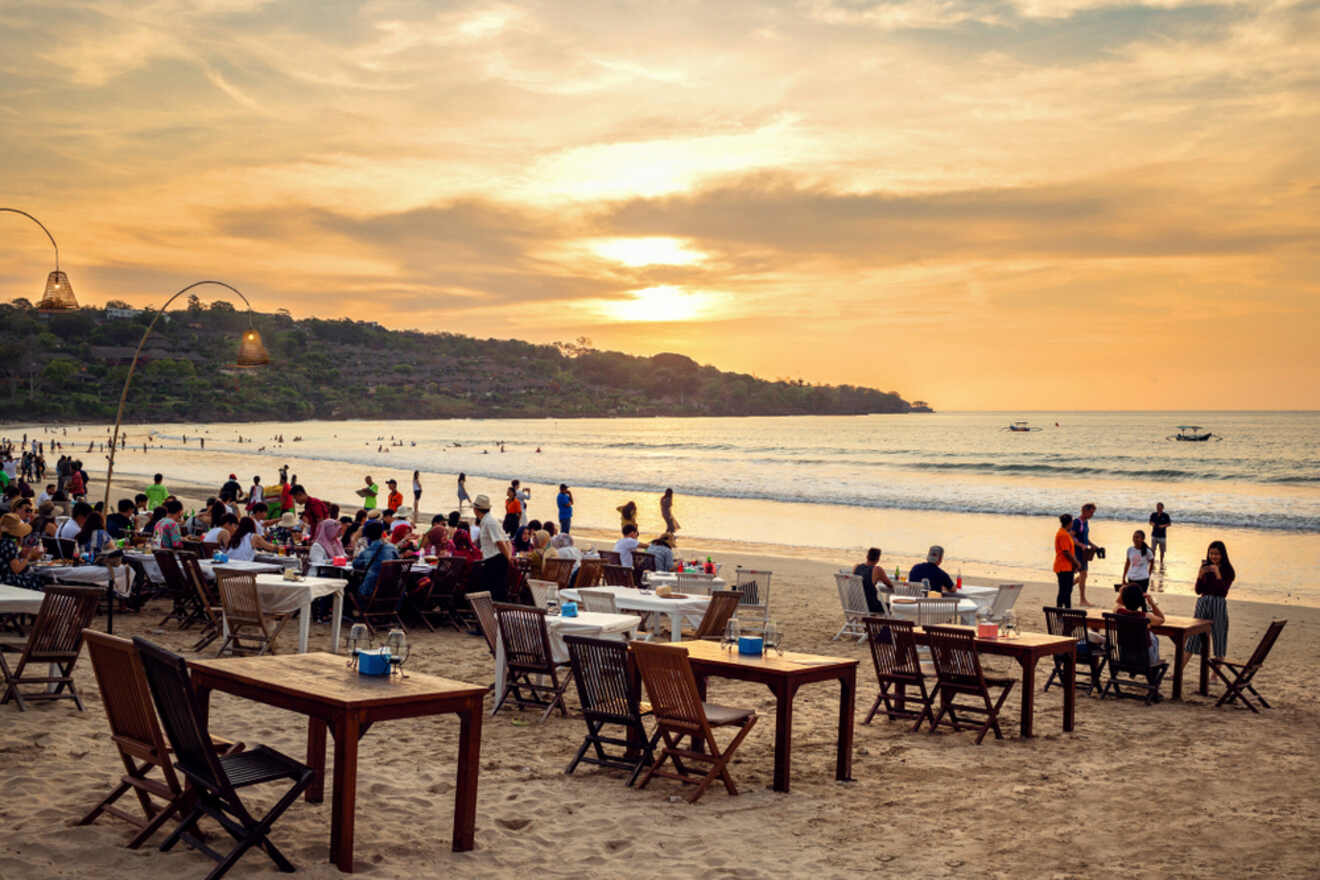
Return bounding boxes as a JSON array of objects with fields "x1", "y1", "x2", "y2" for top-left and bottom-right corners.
[
  {"x1": 1063, "y1": 652, "x2": 1076, "y2": 733},
  {"x1": 297, "y1": 599, "x2": 311, "y2": 654},
  {"x1": 836, "y1": 668, "x2": 855, "y2": 783},
  {"x1": 669, "y1": 611, "x2": 682, "y2": 642},
  {"x1": 1170, "y1": 633, "x2": 1187, "y2": 701},
  {"x1": 452, "y1": 696, "x2": 483, "y2": 852},
  {"x1": 771, "y1": 682, "x2": 797, "y2": 793},
  {"x1": 329, "y1": 711, "x2": 360, "y2": 873},
  {"x1": 692, "y1": 674, "x2": 708, "y2": 753},
  {"x1": 1198, "y1": 634, "x2": 1210, "y2": 696},
  {"x1": 306, "y1": 717, "x2": 327, "y2": 803},
  {"x1": 330, "y1": 591, "x2": 344, "y2": 653},
  {"x1": 1018, "y1": 658, "x2": 1036, "y2": 738}
]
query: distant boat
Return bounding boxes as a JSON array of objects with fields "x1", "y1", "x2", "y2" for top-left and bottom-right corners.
[
  {"x1": 1169, "y1": 425, "x2": 1220, "y2": 442},
  {"x1": 1002, "y1": 420, "x2": 1041, "y2": 432}
]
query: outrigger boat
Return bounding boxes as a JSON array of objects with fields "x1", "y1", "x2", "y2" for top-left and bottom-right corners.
[
  {"x1": 1169, "y1": 425, "x2": 1219, "y2": 442},
  {"x1": 1003, "y1": 420, "x2": 1041, "y2": 432}
]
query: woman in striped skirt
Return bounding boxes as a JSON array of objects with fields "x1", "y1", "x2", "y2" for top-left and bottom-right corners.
[{"x1": 1188, "y1": 540, "x2": 1234, "y2": 659}]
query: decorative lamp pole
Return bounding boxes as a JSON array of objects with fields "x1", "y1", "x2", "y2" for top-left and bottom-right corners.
[
  {"x1": 0, "y1": 207, "x2": 78, "y2": 310},
  {"x1": 101, "y1": 280, "x2": 270, "y2": 512}
]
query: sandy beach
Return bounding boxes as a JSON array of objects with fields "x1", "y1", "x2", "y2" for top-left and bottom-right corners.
[{"x1": 2, "y1": 538, "x2": 1316, "y2": 879}]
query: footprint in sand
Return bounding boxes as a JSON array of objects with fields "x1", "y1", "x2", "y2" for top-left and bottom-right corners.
[{"x1": 496, "y1": 817, "x2": 532, "y2": 831}]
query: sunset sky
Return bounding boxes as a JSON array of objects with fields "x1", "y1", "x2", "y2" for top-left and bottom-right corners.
[{"x1": 2, "y1": 0, "x2": 1316, "y2": 410}]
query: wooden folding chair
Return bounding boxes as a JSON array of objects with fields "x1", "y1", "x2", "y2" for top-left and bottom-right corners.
[
  {"x1": 543, "y1": 557, "x2": 578, "y2": 591},
  {"x1": 862, "y1": 616, "x2": 934, "y2": 731},
  {"x1": 602, "y1": 563, "x2": 636, "y2": 588},
  {"x1": 347, "y1": 559, "x2": 413, "y2": 635},
  {"x1": 1042, "y1": 606, "x2": 1105, "y2": 695},
  {"x1": 133, "y1": 637, "x2": 314, "y2": 880},
  {"x1": 631, "y1": 641, "x2": 757, "y2": 803},
  {"x1": 1099, "y1": 612, "x2": 1168, "y2": 705},
  {"x1": 597, "y1": 550, "x2": 623, "y2": 565},
  {"x1": 154, "y1": 549, "x2": 203, "y2": 629},
  {"x1": 77, "y1": 631, "x2": 242, "y2": 848},
  {"x1": 925, "y1": 624, "x2": 1016, "y2": 744},
  {"x1": 631, "y1": 551, "x2": 657, "y2": 576},
  {"x1": 416, "y1": 556, "x2": 465, "y2": 631},
  {"x1": 0, "y1": 586, "x2": 101, "y2": 711},
  {"x1": 466, "y1": 591, "x2": 498, "y2": 657},
  {"x1": 179, "y1": 554, "x2": 224, "y2": 652},
  {"x1": 564, "y1": 634, "x2": 657, "y2": 786},
  {"x1": 214, "y1": 571, "x2": 291, "y2": 657},
  {"x1": 681, "y1": 590, "x2": 742, "y2": 639},
  {"x1": 573, "y1": 558, "x2": 604, "y2": 588},
  {"x1": 1209, "y1": 620, "x2": 1286, "y2": 712},
  {"x1": 491, "y1": 602, "x2": 571, "y2": 721}
]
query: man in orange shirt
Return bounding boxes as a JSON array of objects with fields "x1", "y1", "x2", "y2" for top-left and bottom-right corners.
[
  {"x1": 1053, "y1": 513, "x2": 1080, "y2": 607},
  {"x1": 385, "y1": 479, "x2": 404, "y2": 513}
]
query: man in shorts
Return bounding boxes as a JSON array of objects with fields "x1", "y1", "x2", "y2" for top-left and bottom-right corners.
[{"x1": 1148, "y1": 502, "x2": 1171, "y2": 571}]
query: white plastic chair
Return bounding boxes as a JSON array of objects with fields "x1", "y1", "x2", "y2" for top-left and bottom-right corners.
[
  {"x1": 733, "y1": 567, "x2": 771, "y2": 635},
  {"x1": 576, "y1": 588, "x2": 618, "y2": 614},
  {"x1": 527, "y1": 579, "x2": 558, "y2": 610},
  {"x1": 977, "y1": 584, "x2": 1023, "y2": 622},
  {"x1": 832, "y1": 572, "x2": 868, "y2": 642},
  {"x1": 676, "y1": 572, "x2": 715, "y2": 596}
]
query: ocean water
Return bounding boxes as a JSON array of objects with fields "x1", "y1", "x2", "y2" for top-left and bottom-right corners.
[{"x1": 10, "y1": 411, "x2": 1319, "y2": 604}]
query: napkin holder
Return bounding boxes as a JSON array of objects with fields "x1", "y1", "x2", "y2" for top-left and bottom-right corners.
[
  {"x1": 356, "y1": 648, "x2": 392, "y2": 676},
  {"x1": 977, "y1": 622, "x2": 999, "y2": 639},
  {"x1": 561, "y1": 601, "x2": 578, "y2": 618},
  {"x1": 332, "y1": 555, "x2": 348, "y2": 566},
  {"x1": 738, "y1": 635, "x2": 764, "y2": 656}
]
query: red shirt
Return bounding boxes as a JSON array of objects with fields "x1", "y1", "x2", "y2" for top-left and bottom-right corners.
[{"x1": 303, "y1": 497, "x2": 330, "y2": 528}]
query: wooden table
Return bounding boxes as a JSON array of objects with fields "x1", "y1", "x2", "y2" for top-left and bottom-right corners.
[
  {"x1": 1084, "y1": 613, "x2": 1212, "y2": 701},
  {"x1": 189, "y1": 653, "x2": 488, "y2": 872},
  {"x1": 908, "y1": 627, "x2": 1078, "y2": 738},
  {"x1": 680, "y1": 640, "x2": 857, "y2": 793}
]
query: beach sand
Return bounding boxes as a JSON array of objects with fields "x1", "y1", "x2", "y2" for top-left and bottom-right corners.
[{"x1": 1, "y1": 541, "x2": 1316, "y2": 879}]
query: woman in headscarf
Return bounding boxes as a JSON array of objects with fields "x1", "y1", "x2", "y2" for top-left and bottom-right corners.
[
  {"x1": 390, "y1": 520, "x2": 418, "y2": 554},
  {"x1": 308, "y1": 518, "x2": 347, "y2": 568},
  {"x1": 451, "y1": 527, "x2": 482, "y2": 562}
]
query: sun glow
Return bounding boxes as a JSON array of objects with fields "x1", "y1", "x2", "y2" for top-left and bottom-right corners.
[
  {"x1": 595, "y1": 285, "x2": 721, "y2": 322},
  {"x1": 589, "y1": 237, "x2": 707, "y2": 267}
]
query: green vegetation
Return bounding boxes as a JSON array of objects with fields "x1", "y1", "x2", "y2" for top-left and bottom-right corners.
[{"x1": 0, "y1": 301, "x2": 918, "y2": 422}]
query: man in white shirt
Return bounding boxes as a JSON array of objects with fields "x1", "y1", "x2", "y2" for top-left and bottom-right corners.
[
  {"x1": 473, "y1": 494, "x2": 514, "y2": 600},
  {"x1": 613, "y1": 524, "x2": 641, "y2": 568},
  {"x1": 37, "y1": 484, "x2": 54, "y2": 505},
  {"x1": 57, "y1": 501, "x2": 92, "y2": 543}
]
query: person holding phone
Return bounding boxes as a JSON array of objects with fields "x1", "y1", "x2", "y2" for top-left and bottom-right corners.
[{"x1": 1189, "y1": 540, "x2": 1234, "y2": 660}]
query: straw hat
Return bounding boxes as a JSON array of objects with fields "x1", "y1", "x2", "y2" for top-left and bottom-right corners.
[
  {"x1": 472, "y1": 494, "x2": 491, "y2": 511},
  {"x1": 0, "y1": 513, "x2": 31, "y2": 539},
  {"x1": 394, "y1": 506, "x2": 413, "y2": 519},
  {"x1": 277, "y1": 511, "x2": 299, "y2": 529},
  {"x1": 365, "y1": 509, "x2": 382, "y2": 520}
]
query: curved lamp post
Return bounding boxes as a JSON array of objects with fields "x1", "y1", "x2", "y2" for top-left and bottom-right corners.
[
  {"x1": 0, "y1": 207, "x2": 77, "y2": 310},
  {"x1": 102, "y1": 280, "x2": 270, "y2": 512}
]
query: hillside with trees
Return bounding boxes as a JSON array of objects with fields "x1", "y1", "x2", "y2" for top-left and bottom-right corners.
[{"x1": 0, "y1": 298, "x2": 920, "y2": 422}]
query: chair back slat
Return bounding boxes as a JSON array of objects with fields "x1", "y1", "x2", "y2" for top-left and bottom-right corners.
[
  {"x1": 1103, "y1": 612, "x2": 1156, "y2": 676},
  {"x1": 371, "y1": 560, "x2": 412, "y2": 604},
  {"x1": 597, "y1": 550, "x2": 623, "y2": 566},
  {"x1": 631, "y1": 551, "x2": 657, "y2": 574},
  {"x1": 493, "y1": 602, "x2": 554, "y2": 671},
  {"x1": 834, "y1": 572, "x2": 868, "y2": 614},
  {"x1": 914, "y1": 597, "x2": 959, "y2": 628},
  {"x1": 631, "y1": 641, "x2": 706, "y2": 731},
  {"x1": 863, "y1": 616, "x2": 922, "y2": 678},
  {"x1": 153, "y1": 549, "x2": 190, "y2": 595},
  {"x1": 526, "y1": 578, "x2": 558, "y2": 609},
  {"x1": 543, "y1": 558, "x2": 578, "y2": 590},
  {"x1": 734, "y1": 568, "x2": 772, "y2": 608},
  {"x1": 926, "y1": 624, "x2": 988, "y2": 688},
  {"x1": 692, "y1": 590, "x2": 741, "y2": 638},
  {"x1": 25, "y1": 586, "x2": 101, "y2": 661},
  {"x1": 676, "y1": 572, "x2": 715, "y2": 596},
  {"x1": 216, "y1": 571, "x2": 263, "y2": 627},
  {"x1": 84, "y1": 630, "x2": 166, "y2": 755},
  {"x1": 984, "y1": 584, "x2": 1023, "y2": 621},
  {"x1": 576, "y1": 588, "x2": 618, "y2": 614},
  {"x1": 573, "y1": 558, "x2": 603, "y2": 588},
  {"x1": 893, "y1": 582, "x2": 926, "y2": 598},
  {"x1": 467, "y1": 591, "x2": 498, "y2": 655},
  {"x1": 565, "y1": 635, "x2": 639, "y2": 722},
  {"x1": 602, "y1": 564, "x2": 636, "y2": 588},
  {"x1": 1043, "y1": 606, "x2": 1089, "y2": 640},
  {"x1": 132, "y1": 637, "x2": 229, "y2": 794},
  {"x1": 1245, "y1": 619, "x2": 1287, "y2": 670}
]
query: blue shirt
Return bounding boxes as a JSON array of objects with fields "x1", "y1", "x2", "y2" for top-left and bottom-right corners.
[
  {"x1": 556, "y1": 491, "x2": 573, "y2": 519},
  {"x1": 1070, "y1": 516, "x2": 1091, "y2": 549},
  {"x1": 352, "y1": 539, "x2": 400, "y2": 597}
]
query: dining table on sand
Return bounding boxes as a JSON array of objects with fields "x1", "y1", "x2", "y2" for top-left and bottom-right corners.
[
  {"x1": 214, "y1": 573, "x2": 345, "y2": 654},
  {"x1": 560, "y1": 585, "x2": 710, "y2": 642},
  {"x1": 34, "y1": 562, "x2": 133, "y2": 594},
  {"x1": 492, "y1": 610, "x2": 639, "y2": 706},
  {"x1": 904, "y1": 626, "x2": 1080, "y2": 738},
  {"x1": 189, "y1": 652, "x2": 487, "y2": 873},
  {"x1": 1084, "y1": 613, "x2": 1213, "y2": 701},
  {"x1": 680, "y1": 639, "x2": 857, "y2": 793},
  {"x1": 0, "y1": 584, "x2": 45, "y2": 616},
  {"x1": 888, "y1": 595, "x2": 980, "y2": 624},
  {"x1": 643, "y1": 571, "x2": 728, "y2": 591}
]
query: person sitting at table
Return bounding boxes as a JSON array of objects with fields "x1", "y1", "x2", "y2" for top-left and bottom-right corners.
[
  {"x1": 854, "y1": 547, "x2": 894, "y2": 614},
  {"x1": 76, "y1": 511, "x2": 116, "y2": 558},
  {"x1": 0, "y1": 513, "x2": 43, "y2": 590},
  {"x1": 1116, "y1": 583, "x2": 1165, "y2": 694},
  {"x1": 907, "y1": 545, "x2": 955, "y2": 593},
  {"x1": 352, "y1": 520, "x2": 400, "y2": 597},
  {"x1": 204, "y1": 513, "x2": 239, "y2": 550},
  {"x1": 30, "y1": 501, "x2": 59, "y2": 539},
  {"x1": 56, "y1": 500, "x2": 92, "y2": 543},
  {"x1": 153, "y1": 500, "x2": 187, "y2": 550},
  {"x1": 614, "y1": 524, "x2": 641, "y2": 568},
  {"x1": 526, "y1": 529, "x2": 551, "y2": 574},
  {"x1": 511, "y1": 524, "x2": 533, "y2": 553},
  {"x1": 105, "y1": 498, "x2": 136, "y2": 540},
  {"x1": 308, "y1": 519, "x2": 347, "y2": 567},
  {"x1": 267, "y1": 510, "x2": 301, "y2": 546},
  {"x1": 648, "y1": 533, "x2": 676, "y2": 572},
  {"x1": 451, "y1": 526, "x2": 482, "y2": 563},
  {"x1": 227, "y1": 516, "x2": 278, "y2": 562},
  {"x1": 390, "y1": 520, "x2": 418, "y2": 554}
]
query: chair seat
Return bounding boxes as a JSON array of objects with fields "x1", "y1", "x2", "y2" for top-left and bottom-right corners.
[
  {"x1": 984, "y1": 675, "x2": 1015, "y2": 687},
  {"x1": 219, "y1": 745, "x2": 308, "y2": 788},
  {"x1": 702, "y1": 702, "x2": 755, "y2": 726}
]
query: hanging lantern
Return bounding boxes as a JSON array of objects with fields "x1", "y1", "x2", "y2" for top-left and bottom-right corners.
[
  {"x1": 37, "y1": 270, "x2": 78, "y2": 311},
  {"x1": 235, "y1": 327, "x2": 270, "y2": 366}
]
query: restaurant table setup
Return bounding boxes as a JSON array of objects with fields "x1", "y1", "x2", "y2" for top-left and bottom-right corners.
[
  {"x1": 888, "y1": 595, "x2": 980, "y2": 624},
  {"x1": 492, "y1": 608, "x2": 639, "y2": 703},
  {"x1": 560, "y1": 585, "x2": 710, "y2": 642},
  {"x1": 198, "y1": 558, "x2": 286, "y2": 579},
  {"x1": 33, "y1": 561, "x2": 133, "y2": 595},
  {"x1": 213, "y1": 572, "x2": 346, "y2": 654},
  {"x1": 188, "y1": 651, "x2": 487, "y2": 873},
  {"x1": 0, "y1": 584, "x2": 44, "y2": 616},
  {"x1": 1083, "y1": 613, "x2": 1213, "y2": 701},
  {"x1": 642, "y1": 571, "x2": 729, "y2": 591}
]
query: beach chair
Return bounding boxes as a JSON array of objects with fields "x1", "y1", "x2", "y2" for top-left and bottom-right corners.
[
  {"x1": 577, "y1": 588, "x2": 618, "y2": 614},
  {"x1": 347, "y1": 559, "x2": 413, "y2": 635},
  {"x1": 1099, "y1": 612, "x2": 1168, "y2": 705},
  {"x1": 564, "y1": 635, "x2": 656, "y2": 786},
  {"x1": 732, "y1": 567, "x2": 771, "y2": 635},
  {"x1": 680, "y1": 590, "x2": 742, "y2": 640},
  {"x1": 133, "y1": 637, "x2": 314, "y2": 880},
  {"x1": 862, "y1": 616, "x2": 935, "y2": 731},
  {"x1": 491, "y1": 602, "x2": 571, "y2": 721},
  {"x1": 574, "y1": 557, "x2": 604, "y2": 588},
  {"x1": 214, "y1": 570, "x2": 291, "y2": 657},
  {"x1": 832, "y1": 572, "x2": 868, "y2": 641},
  {"x1": 602, "y1": 564, "x2": 637, "y2": 588},
  {"x1": 925, "y1": 624, "x2": 1016, "y2": 743},
  {"x1": 632, "y1": 641, "x2": 757, "y2": 803},
  {"x1": 977, "y1": 584, "x2": 1024, "y2": 622},
  {"x1": 526, "y1": 578, "x2": 559, "y2": 610},
  {"x1": 77, "y1": 631, "x2": 242, "y2": 848},
  {"x1": 675, "y1": 571, "x2": 715, "y2": 596},
  {"x1": 1042, "y1": 606, "x2": 1105, "y2": 695},
  {"x1": 1208, "y1": 619, "x2": 1287, "y2": 712},
  {"x1": 0, "y1": 586, "x2": 101, "y2": 711}
]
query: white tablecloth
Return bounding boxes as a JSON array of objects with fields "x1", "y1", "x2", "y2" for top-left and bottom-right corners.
[
  {"x1": 561, "y1": 585, "x2": 709, "y2": 643},
  {"x1": 492, "y1": 610, "x2": 638, "y2": 709},
  {"x1": 37, "y1": 564, "x2": 133, "y2": 596},
  {"x1": 124, "y1": 551, "x2": 164, "y2": 584},
  {"x1": 642, "y1": 572, "x2": 728, "y2": 592},
  {"x1": 0, "y1": 585, "x2": 45, "y2": 615},
  {"x1": 888, "y1": 596, "x2": 979, "y2": 625},
  {"x1": 216, "y1": 574, "x2": 345, "y2": 654},
  {"x1": 199, "y1": 559, "x2": 285, "y2": 579}
]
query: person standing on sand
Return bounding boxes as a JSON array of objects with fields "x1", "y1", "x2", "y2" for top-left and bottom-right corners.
[
  {"x1": 1069, "y1": 502, "x2": 1102, "y2": 607},
  {"x1": 513, "y1": 480, "x2": 530, "y2": 527},
  {"x1": 473, "y1": 494, "x2": 513, "y2": 601},
  {"x1": 1188, "y1": 540, "x2": 1235, "y2": 660},
  {"x1": 385, "y1": 479, "x2": 404, "y2": 513},
  {"x1": 502, "y1": 486, "x2": 522, "y2": 538},
  {"x1": 1053, "y1": 513, "x2": 1080, "y2": 608},
  {"x1": 359, "y1": 475, "x2": 379, "y2": 510},
  {"x1": 556, "y1": 484, "x2": 573, "y2": 534},
  {"x1": 412, "y1": 470, "x2": 423, "y2": 513},
  {"x1": 457, "y1": 473, "x2": 470, "y2": 510},
  {"x1": 660, "y1": 488, "x2": 680, "y2": 532},
  {"x1": 617, "y1": 500, "x2": 638, "y2": 531},
  {"x1": 1148, "y1": 502, "x2": 1171, "y2": 571},
  {"x1": 1122, "y1": 530, "x2": 1155, "y2": 591}
]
